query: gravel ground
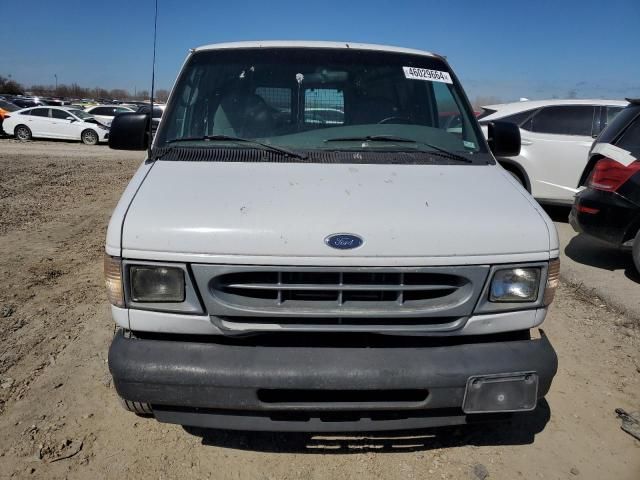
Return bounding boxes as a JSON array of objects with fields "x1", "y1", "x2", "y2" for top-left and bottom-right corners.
[{"x1": 0, "y1": 139, "x2": 638, "y2": 479}]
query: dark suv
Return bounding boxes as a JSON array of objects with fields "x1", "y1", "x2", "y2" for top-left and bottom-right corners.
[{"x1": 570, "y1": 98, "x2": 640, "y2": 272}]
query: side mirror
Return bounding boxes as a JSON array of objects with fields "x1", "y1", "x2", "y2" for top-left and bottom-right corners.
[
  {"x1": 109, "y1": 113, "x2": 149, "y2": 150},
  {"x1": 487, "y1": 121, "x2": 521, "y2": 157},
  {"x1": 66, "y1": 116, "x2": 76, "y2": 122}
]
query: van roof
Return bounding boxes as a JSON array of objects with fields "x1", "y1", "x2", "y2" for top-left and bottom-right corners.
[{"x1": 193, "y1": 41, "x2": 439, "y2": 59}]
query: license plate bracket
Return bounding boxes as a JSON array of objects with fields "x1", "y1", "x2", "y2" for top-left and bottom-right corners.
[{"x1": 462, "y1": 372, "x2": 538, "y2": 414}]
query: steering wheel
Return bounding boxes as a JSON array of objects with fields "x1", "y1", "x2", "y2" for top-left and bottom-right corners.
[{"x1": 377, "y1": 116, "x2": 413, "y2": 124}]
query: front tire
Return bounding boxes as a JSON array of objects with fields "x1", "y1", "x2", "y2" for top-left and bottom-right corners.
[
  {"x1": 81, "y1": 129, "x2": 99, "y2": 145},
  {"x1": 15, "y1": 125, "x2": 32, "y2": 142}
]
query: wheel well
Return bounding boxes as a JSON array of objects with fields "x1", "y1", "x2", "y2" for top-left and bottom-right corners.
[
  {"x1": 498, "y1": 160, "x2": 531, "y2": 192},
  {"x1": 13, "y1": 124, "x2": 30, "y2": 136}
]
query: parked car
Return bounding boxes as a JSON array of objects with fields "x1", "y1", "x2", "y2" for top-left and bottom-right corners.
[
  {"x1": 478, "y1": 99, "x2": 627, "y2": 204},
  {"x1": 0, "y1": 99, "x2": 19, "y2": 134},
  {"x1": 136, "y1": 104, "x2": 165, "y2": 133},
  {"x1": 304, "y1": 107, "x2": 344, "y2": 125},
  {"x1": 3, "y1": 106, "x2": 109, "y2": 145},
  {"x1": 84, "y1": 105, "x2": 135, "y2": 126},
  {"x1": 10, "y1": 97, "x2": 46, "y2": 108},
  {"x1": 105, "y1": 41, "x2": 559, "y2": 432},
  {"x1": 570, "y1": 98, "x2": 640, "y2": 272},
  {"x1": 43, "y1": 98, "x2": 72, "y2": 106}
]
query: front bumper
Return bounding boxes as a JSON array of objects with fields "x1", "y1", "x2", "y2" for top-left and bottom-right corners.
[{"x1": 109, "y1": 330, "x2": 557, "y2": 432}]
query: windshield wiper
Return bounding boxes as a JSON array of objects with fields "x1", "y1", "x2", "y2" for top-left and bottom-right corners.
[
  {"x1": 324, "y1": 135, "x2": 473, "y2": 163},
  {"x1": 163, "y1": 135, "x2": 308, "y2": 160}
]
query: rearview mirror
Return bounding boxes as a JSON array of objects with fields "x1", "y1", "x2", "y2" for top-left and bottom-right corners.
[
  {"x1": 487, "y1": 121, "x2": 521, "y2": 157},
  {"x1": 109, "y1": 113, "x2": 149, "y2": 151}
]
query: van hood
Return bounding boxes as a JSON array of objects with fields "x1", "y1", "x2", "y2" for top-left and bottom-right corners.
[{"x1": 121, "y1": 161, "x2": 551, "y2": 261}]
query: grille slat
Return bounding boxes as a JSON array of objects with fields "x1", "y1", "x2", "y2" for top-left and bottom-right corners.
[{"x1": 224, "y1": 283, "x2": 457, "y2": 292}]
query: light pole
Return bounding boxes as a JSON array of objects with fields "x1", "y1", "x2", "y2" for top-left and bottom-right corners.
[{"x1": 54, "y1": 74, "x2": 58, "y2": 95}]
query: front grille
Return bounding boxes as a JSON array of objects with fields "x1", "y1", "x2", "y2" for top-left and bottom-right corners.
[
  {"x1": 215, "y1": 271, "x2": 462, "y2": 305},
  {"x1": 191, "y1": 265, "x2": 490, "y2": 333}
]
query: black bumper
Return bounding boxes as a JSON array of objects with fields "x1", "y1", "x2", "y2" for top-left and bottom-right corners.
[
  {"x1": 570, "y1": 189, "x2": 640, "y2": 247},
  {"x1": 109, "y1": 331, "x2": 557, "y2": 432}
]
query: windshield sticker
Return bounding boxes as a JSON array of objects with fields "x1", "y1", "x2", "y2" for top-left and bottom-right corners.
[
  {"x1": 403, "y1": 67, "x2": 452, "y2": 84},
  {"x1": 463, "y1": 140, "x2": 476, "y2": 149}
]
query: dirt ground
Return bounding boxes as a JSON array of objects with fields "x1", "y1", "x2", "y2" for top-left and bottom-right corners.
[{"x1": 0, "y1": 139, "x2": 638, "y2": 480}]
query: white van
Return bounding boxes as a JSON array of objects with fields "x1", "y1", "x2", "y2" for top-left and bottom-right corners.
[{"x1": 104, "y1": 41, "x2": 559, "y2": 432}]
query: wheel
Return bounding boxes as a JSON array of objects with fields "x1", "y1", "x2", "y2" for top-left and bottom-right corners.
[
  {"x1": 81, "y1": 129, "x2": 99, "y2": 145},
  {"x1": 633, "y1": 230, "x2": 640, "y2": 273},
  {"x1": 119, "y1": 397, "x2": 153, "y2": 416},
  {"x1": 15, "y1": 125, "x2": 32, "y2": 142}
]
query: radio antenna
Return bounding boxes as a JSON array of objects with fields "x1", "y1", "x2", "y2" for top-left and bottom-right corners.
[{"x1": 148, "y1": 0, "x2": 158, "y2": 157}]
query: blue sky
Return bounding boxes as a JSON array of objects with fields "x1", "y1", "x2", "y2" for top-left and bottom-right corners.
[{"x1": 1, "y1": 0, "x2": 639, "y2": 102}]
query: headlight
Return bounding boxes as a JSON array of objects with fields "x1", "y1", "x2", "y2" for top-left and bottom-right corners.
[
  {"x1": 489, "y1": 267, "x2": 541, "y2": 302},
  {"x1": 130, "y1": 266, "x2": 185, "y2": 302}
]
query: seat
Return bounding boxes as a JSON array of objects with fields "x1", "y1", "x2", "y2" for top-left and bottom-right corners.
[{"x1": 215, "y1": 92, "x2": 275, "y2": 138}]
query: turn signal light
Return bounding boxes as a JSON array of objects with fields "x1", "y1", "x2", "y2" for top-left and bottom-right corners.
[
  {"x1": 543, "y1": 258, "x2": 560, "y2": 306},
  {"x1": 588, "y1": 158, "x2": 640, "y2": 192},
  {"x1": 104, "y1": 254, "x2": 125, "y2": 307}
]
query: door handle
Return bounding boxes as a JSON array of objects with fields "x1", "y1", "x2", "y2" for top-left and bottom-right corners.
[{"x1": 521, "y1": 139, "x2": 533, "y2": 146}]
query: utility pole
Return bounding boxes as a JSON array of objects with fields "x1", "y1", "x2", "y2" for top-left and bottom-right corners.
[{"x1": 54, "y1": 74, "x2": 58, "y2": 94}]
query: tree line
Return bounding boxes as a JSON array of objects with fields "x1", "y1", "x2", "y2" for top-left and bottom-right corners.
[{"x1": 0, "y1": 75, "x2": 169, "y2": 102}]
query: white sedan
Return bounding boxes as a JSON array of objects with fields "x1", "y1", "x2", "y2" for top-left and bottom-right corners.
[
  {"x1": 3, "y1": 106, "x2": 109, "y2": 145},
  {"x1": 479, "y1": 99, "x2": 628, "y2": 204}
]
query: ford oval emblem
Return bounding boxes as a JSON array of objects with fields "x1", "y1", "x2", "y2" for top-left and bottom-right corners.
[{"x1": 325, "y1": 233, "x2": 364, "y2": 250}]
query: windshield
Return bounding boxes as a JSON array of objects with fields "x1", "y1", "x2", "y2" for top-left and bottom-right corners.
[
  {"x1": 69, "y1": 109, "x2": 92, "y2": 120},
  {"x1": 157, "y1": 48, "x2": 486, "y2": 161}
]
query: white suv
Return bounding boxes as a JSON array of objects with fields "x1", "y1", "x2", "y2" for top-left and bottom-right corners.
[
  {"x1": 84, "y1": 104, "x2": 135, "y2": 126},
  {"x1": 479, "y1": 99, "x2": 627, "y2": 204},
  {"x1": 104, "y1": 41, "x2": 559, "y2": 432}
]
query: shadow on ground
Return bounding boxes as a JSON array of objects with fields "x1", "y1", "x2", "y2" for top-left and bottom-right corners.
[
  {"x1": 541, "y1": 204, "x2": 639, "y2": 283},
  {"x1": 565, "y1": 234, "x2": 639, "y2": 283},
  {"x1": 183, "y1": 401, "x2": 551, "y2": 454}
]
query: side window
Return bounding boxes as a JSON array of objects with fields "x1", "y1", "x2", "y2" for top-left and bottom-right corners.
[
  {"x1": 51, "y1": 109, "x2": 70, "y2": 119},
  {"x1": 606, "y1": 106, "x2": 623, "y2": 127},
  {"x1": 90, "y1": 107, "x2": 107, "y2": 116},
  {"x1": 304, "y1": 88, "x2": 344, "y2": 125},
  {"x1": 530, "y1": 105, "x2": 595, "y2": 136},
  {"x1": 499, "y1": 109, "x2": 537, "y2": 128},
  {"x1": 31, "y1": 108, "x2": 50, "y2": 117},
  {"x1": 594, "y1": 106, "x2": 624, "y2": 137},
  {"x1": 20, "y1": 109, "x2": 32, "y2": 116},
  {"x1": 615, "y1": 116, "x2": 640, "y2": 157}
]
